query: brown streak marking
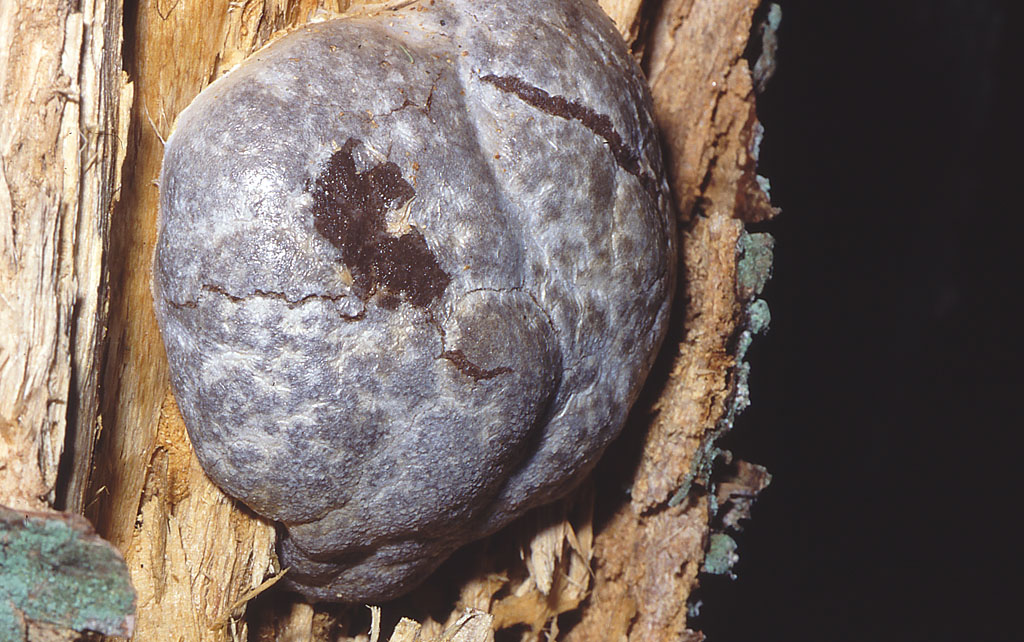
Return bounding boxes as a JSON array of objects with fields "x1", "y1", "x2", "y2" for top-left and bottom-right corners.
[
  {"x1": 480, "y1": 74, "x2": 656, "y2": 194},
  {"x1": 440, "y1": 349, "x2": 513, "y2": 381}
]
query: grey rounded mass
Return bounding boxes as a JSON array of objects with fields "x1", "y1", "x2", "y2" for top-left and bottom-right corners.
[{"x1": 153, "y1": 0, "x2": 675, "y2": 602}]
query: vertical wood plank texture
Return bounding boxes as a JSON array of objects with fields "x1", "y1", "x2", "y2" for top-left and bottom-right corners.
[{"x1": 2, "y1": 1, "x2": 84, "y2": 510}]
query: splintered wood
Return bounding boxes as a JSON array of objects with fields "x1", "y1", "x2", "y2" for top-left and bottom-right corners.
[
  {"x1": 106, "y1": 393, "x2": 277, "y2": 641},
  {"x1": 1, "y1": 0, "x2": 84, "y2": 511}
]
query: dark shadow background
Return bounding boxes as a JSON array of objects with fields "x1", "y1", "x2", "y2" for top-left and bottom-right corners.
[{"x1": 691, "y1": 1, "x2": 1021, "y2": 640}]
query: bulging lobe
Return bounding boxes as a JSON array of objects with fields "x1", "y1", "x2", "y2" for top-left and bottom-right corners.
[{"x1": 153, "y1": 0, "x2": 675, "y2": 602}]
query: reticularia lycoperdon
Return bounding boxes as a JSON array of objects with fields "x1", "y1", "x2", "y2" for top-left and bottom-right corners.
[{"x1": 153, "y1": 0, "x2": 676, "y2": 602}]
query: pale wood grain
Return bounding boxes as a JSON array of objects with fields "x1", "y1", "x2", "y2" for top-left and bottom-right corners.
[{"x1": 1, "y1": 1, "x2": 83, "y2": 510}]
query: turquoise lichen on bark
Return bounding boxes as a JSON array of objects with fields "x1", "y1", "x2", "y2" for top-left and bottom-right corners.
[
  {"x1": 736, "y1": 231, "x2": 775, "y2": 301},
  {"x1": 668, "y1": 231, "x2": 775, "y2": 511},
  {"x1": 702, "y1": 533, "x2": 740, "y2": 578},
  {"x1": 0, "y1": 506, "x2": 135, "y2": 640}
]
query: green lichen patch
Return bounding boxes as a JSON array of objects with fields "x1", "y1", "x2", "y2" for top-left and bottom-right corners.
[
  {"x1": 736, "y1": 231, "x2": 775, "y2": 301},
  {"x1": 0, "y1": 506, "x2": 135, "y2": 641},
  {"x1": 669, "y1": 232, "x2": 776, "y2": 511},
  {"x1": 702, "y1": 533, "x2": 739, "y2": 578}
]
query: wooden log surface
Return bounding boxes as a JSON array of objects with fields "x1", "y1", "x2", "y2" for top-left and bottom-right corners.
[
  {"x1": 1, "y1": 0, "x2": 124, "y2": 512},
  {"x1": 2, "y1": 0, "x2": 778, "y2": 640},
  {"x1": 1, "y1": 0, "x2": 80, "y2": 511}
]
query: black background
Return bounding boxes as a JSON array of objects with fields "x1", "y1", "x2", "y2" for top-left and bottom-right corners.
[{"x1": 691, "y1": 1, "x2": 1021, "y2": 640}]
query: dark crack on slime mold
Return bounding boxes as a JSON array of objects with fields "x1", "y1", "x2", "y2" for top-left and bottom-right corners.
[{"x1": 440, "y1": 349, "x2": 514, "y2": 381}]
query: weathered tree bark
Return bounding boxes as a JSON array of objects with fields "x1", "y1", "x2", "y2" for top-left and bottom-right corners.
[
  {"x1": 1, "y1": 1, "x2": 136, "y2": 638},
  {"x1": 2, "y1": 0, "x2": 93, "y2": 512},
  {"x1": 1, "y1": 1, "x2": 776, "y2": 640}
]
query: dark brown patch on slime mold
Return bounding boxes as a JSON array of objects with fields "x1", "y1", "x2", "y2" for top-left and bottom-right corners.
[{"x1": 311, "y1": 138, "x2": 450, "y2": 307}]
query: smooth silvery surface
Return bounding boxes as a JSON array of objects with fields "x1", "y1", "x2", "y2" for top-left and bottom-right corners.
[{"x1": 154, "y1": 0, "x2": 675, "y2": 602}]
